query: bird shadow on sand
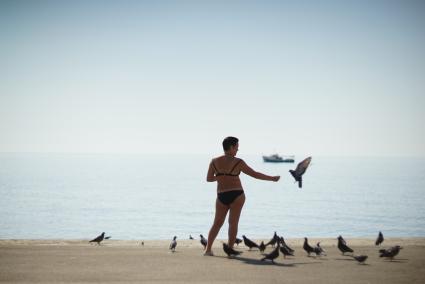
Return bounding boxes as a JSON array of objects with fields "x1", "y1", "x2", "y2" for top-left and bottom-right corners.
[
  {"x1": 217, "y1": 255, "x2": 321, "y2": 267},
  {"x1": 335, "y1": 258, "x2": 371, "y2": 265},
  {"x1": 233, "y1": 256, "x2": 294, "y2": 267},
  {"x1": 306, "y1": 256, "x2": 329, "y2": 261},
  {"x1": 383, "y1": 259, "x2": 408, "y2": 263}
]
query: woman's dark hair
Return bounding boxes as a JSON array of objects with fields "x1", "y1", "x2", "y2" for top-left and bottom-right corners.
[{"x1": 222, "y1": 136, "x2": 239, "y2": 151}]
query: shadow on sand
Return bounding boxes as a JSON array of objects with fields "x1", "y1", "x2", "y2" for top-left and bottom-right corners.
[
  {"x1": 383, "y1": 259, "x2": 408, "y2": 263},
  {"x1": 216, "y1": 255, "x2": 322, "y2": 267}
]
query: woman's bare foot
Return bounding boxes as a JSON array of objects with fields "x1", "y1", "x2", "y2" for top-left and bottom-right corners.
[{"x1": 203, "y1": 251, "x2": 214, "y2": 256}]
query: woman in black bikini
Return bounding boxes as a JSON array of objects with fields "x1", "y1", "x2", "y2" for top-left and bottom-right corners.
[{"x1": 205, "y1": 136, "x2": 280, "y2": 255}]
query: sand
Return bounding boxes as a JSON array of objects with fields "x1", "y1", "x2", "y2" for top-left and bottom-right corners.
[{"x1": 1, "y1": 238, "x2": 425, "y2": 283}]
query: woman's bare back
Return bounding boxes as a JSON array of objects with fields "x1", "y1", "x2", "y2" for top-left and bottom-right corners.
[{"x1": 209, "y1": 156, "x2": 244, "y2": 192}]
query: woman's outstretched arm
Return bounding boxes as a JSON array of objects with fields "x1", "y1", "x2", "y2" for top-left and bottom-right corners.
[
  {"x1": 240, "y1": 160, "x2": 280, "y2": 182},
  {"x1": 206, "y1": 160, "x2": 217, "y2": 182}
]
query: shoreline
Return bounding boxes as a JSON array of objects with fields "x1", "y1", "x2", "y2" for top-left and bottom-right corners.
[{"x1": 1, "y1": 237, "x2": 425, "y2": 246}]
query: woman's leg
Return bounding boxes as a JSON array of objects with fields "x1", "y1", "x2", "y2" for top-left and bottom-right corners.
[
  {"x1": 205, "y1": 199, "x2": 229, "y2": 253},
  {"x1": 228, "y1": 193, "x2": 245, "y2": 248}
]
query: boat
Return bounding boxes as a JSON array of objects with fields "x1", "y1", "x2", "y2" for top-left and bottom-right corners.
[{"x1": 262, "y1": 154, "x2": 295, "y2": 163}]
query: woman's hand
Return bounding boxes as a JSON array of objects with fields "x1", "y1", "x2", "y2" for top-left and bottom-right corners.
[{"x1": 272, "y1": 176, "x2": 280, "y2": 182}]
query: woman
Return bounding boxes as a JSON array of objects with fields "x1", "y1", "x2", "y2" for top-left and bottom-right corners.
[{"x1": 204, "y1": 136, "x2": 280, "y2": 255}]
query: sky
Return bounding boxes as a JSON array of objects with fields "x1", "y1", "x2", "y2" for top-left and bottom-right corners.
[{"x1": 1, "y1": 0, "x2": 424, "y2": 156}]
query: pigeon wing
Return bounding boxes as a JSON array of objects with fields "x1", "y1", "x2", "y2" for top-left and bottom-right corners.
[{"x1": 295, "y1": 157, "x2": 312, "y2": 176}]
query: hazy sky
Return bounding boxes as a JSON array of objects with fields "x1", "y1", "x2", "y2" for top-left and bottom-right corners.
[{"x1": 1, "y1": 0, "x2": 424, "y2": 156}]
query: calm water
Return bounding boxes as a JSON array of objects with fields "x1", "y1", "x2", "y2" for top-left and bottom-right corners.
[{"x1": 0, "y1": 153, "x2": 424, "y2": 240}]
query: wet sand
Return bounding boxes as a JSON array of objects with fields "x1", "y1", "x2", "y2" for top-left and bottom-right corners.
[{"x1": 1, "y1": 238, "x2": 425, "y2": 283}]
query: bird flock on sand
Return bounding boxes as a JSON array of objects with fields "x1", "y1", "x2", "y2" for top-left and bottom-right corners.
[
  {"x1": 88, "y1": 230, "x2": 403, "y2": 265},
  {"x1": 88, "y1": 157, "x2": 403, "y2": 265},
  {"x1": 177, "y1": 231, "x2": 400, "y2": 265}
]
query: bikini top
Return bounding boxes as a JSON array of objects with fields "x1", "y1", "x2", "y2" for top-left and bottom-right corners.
[{"x1": 212, "y1": 159, "x2": 242, "y2": 177}]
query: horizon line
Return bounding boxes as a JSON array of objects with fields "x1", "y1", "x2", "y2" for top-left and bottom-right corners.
[{"x1": 0, "y1": 151, "x2": 423, "y2": 158}]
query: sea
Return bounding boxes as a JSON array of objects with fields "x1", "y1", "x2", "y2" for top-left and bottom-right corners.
[{"x1": 0, "y1": 153, "x2": 424, "y2": 240}]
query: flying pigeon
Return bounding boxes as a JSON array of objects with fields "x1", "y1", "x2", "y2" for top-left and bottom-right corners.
[{"x1": 289, "y1": 157, "x2": 312, "y2": 188}]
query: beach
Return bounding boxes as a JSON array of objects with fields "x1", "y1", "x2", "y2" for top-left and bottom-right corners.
[{"x1": 1, "y1": 238, "x2": 425, "y2": 283}]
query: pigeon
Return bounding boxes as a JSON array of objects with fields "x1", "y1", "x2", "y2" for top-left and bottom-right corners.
[
  {"x1": 353, "y1": 255, "x2": 368, "y2": 264},
  {"x1": 200, "y1": 234, "x2": 208, "y2": 249},
  {"x1": 235, "y1": 238, "x2": 243, "y2": 246},
  {"x1": 189, "y1": 235, "x2": 194, "y2": 240},
  {"x1": 337, "y1": 235, "x2": 354, "y2": 255},
  {"x1": 222, "y1": 243, "x2": 242, "y2": 257},
  {"x1": 338, "y1": 235, "x2": 347, "y2": 245},
  {"x1": 89, "y1": 232, "x2": 105, "y2": 245},
  {"x1": 314, "y1": 242, "x2": 326, "y2": 256},
  {"x1": 242, "y1": 235, "x2": 260, "y2": 250},
  {"x1": 279, "y1": 244, "x2": 294, "y2": 258},
  {"x1": 104, "y1": 236, "x2": 111, "y2": 240},
  {"x1": 265, "y1": 232, "x2": 279, "y2": 248},
  {"x1": 379, "y1": 245, "x2": 402, "y2": 261},
  {"x1": 375, "y1": 231, "x2": 384, "y2": 246},
  {"x1": 289, "y1": 157, "x2": 312, "y2": 188},
  {"x1": 169, "y1": 236, "x2": 177, "y2": 252},
  {"x1": 303, "y1": 237, "x2": 315, "y2": 256},
  {"x1": 280, "y1": 237, "x2": 294, "y2": 254},
  {"x1": 261, "y1": 242, "x2": 280, "y2": 263},
  {"x1": 259, "y1": 241, "x2": 266, "y2": 253}
]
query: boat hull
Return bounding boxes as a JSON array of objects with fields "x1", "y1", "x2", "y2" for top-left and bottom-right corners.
[{"x1": 262, "y1": 156, "x2": 294, "y2": 163}]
